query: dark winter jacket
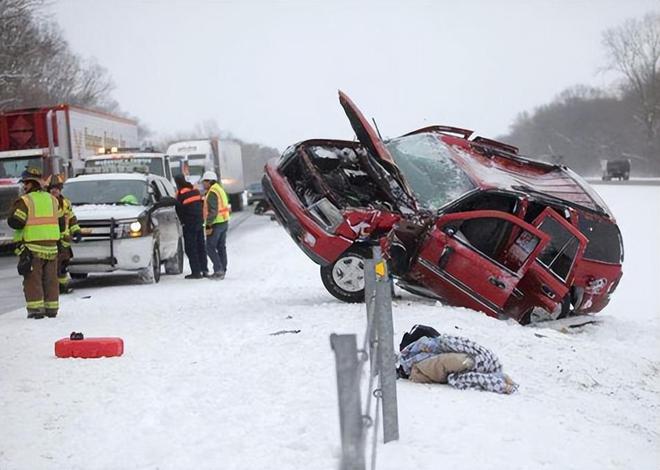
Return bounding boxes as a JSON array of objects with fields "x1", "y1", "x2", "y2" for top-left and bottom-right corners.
[{"x1": 175, "y1": 184, "x2": 204, "y2": 228}]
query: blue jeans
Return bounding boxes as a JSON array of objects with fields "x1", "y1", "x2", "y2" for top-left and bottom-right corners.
[
  {"x1": 206, "y1": 222, "x2": 228, "y2": 274},
  {"x1": 183, "y1": 224, "x2": 208, "y2": 275}
]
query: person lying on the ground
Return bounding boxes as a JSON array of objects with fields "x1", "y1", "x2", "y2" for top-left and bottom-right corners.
[{"x1": 398, "y1": 333, "x2": 518, "y2": 394}]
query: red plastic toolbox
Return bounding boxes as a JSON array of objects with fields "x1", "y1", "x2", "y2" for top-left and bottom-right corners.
[{"x1": 55, "y1": 337, "x2": 124, "y2": 358}]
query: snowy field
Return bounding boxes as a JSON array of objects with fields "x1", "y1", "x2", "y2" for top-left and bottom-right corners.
[{"x1": 0, "y1": 185, "x2": 658, "y2": 470}]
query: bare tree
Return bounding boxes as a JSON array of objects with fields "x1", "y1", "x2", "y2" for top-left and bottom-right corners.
[
  {"x1": 0, "y1": 0, "x2": 116, "y2": 111},
  {"x1": 603, "y1": 12, "x2": 660, "y2": 146}
]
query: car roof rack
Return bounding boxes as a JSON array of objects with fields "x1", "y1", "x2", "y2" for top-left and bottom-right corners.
[
  {"x1": 469, "y1": 136, "x2": 519, "y2": 156},
  {"x1": 403, "y1": 125, "x2": 474, "y2": 140}
]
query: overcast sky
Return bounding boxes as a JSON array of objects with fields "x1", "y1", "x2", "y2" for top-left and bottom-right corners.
[{"x1": 52, "y1": 0, "x2": 658, "y2": 151}]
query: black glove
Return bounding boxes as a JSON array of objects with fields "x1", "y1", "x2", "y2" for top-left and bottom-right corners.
[{"x1": 71, "y1": 232, "x2": 82, "y2": 243}]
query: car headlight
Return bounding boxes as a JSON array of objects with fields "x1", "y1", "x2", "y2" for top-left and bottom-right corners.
[{"x1": 118, "y1": 220, "x2": 143, "y2": 238}]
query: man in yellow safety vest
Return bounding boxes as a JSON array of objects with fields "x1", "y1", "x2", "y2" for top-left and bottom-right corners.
[
  {"x1": 202, "y1": 170, "x2": 230, "y2": 280},
  {"x1": 47, "y1": 174, "x2": 81, "y2": 294},
  {"x1": 7, "y1": 167, "x2": 64, "y2": 319}
]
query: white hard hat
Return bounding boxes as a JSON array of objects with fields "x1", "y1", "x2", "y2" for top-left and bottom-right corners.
[{"x1": 201, "y1": 170, "x2": 218, "y2": 181}]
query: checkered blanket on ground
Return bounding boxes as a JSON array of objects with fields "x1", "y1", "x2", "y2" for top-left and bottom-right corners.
[{"x1": 398, "y1": 335, "x2": 518, "y2": 394}]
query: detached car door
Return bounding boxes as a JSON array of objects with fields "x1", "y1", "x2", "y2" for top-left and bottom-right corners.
[{"x1": 412, "y1": 210, "x2": 550, "y2": 318}]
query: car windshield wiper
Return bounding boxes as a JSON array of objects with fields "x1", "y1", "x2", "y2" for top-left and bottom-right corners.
[{"x1": 114, "y1": 201, "x2": 141, "y2": 206}]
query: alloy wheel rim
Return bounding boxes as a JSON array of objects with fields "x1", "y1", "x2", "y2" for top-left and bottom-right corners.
[{"x1": 332, "y1": 255, "x2": 365, "y2": 292}]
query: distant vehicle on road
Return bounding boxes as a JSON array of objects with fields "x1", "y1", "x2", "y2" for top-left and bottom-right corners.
[
  {"x1": 63, "y1": 173, "x2": 183, "y2": 284},
  {"x1": 602, "y1": 159, "x2": 631, "y2": 181},
  {"x1": 246, "y1": 181, "x2": 265, "y2": 205},
  {"x1": 166, "y1": 139, "x2": 245, "y2": 211},
  {"x1": 0, "y1": 105, "x2": 138, "y2": 246}
]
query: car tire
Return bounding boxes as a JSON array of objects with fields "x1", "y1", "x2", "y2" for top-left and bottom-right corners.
[
  {"x1": 229, "y1": 193, "x2": 244, "y2": 212},
  {"x1": 320, "y1": 246, "x2": 371, "y2": 303},
  {"x1": 140, "y1": 245, "x2": 161, "y2": 284},
  {"x1": 254, "y1": 200, "x2": 268, "y2": 215},
  {"x1": 165, "y1": 239, "x2": 184, "y2": 275},
  {"x1": 520, "y1": 294, "x2": 571, "y2": 325},
  {"x1": 70, "y1": 273, "x2": 88, "y2": 280}
]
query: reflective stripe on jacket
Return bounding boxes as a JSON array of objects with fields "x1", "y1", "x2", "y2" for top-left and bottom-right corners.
[
  {"x1": 177, "y1": 187, "x2": 203, "y2": 205},
  {"x1": 59, "y1": 196, "x2": 80, "y2": 248},
  {"x1": 204, "y1": 182, "x2": 230, "y2": 225},
  {"x1": 13, "y1": 191, "x2": 61, "y2": 258},
  {"x1": 175, "y1": 185, "x2": 205, "y2": 227}
]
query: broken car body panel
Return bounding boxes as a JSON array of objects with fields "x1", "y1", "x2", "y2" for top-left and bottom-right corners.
[{"x1": 263, "y1": 91, "x2": 623, "y2": 324}]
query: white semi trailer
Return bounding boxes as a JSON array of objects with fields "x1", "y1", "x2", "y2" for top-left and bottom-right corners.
[{"x1": 167, "y1": 139, "x2": 245, "y2": 211}]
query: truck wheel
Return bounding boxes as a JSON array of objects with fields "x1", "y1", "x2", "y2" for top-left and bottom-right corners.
[
  {"x1": 320, "y1": 246, "x2": 371, "y2": 303},
  {"x1": 140, "y1": 245, "x2": 161, "y2": 284},
  {"x1": 229, "y1": 193, "x2": 244, "y2": 212},
  {"x1": 70, "y1": 273, "x2": 88, "y2": 280},
  {"x1": 165, "y1": 239, "x2": 184, "y2": 275}
]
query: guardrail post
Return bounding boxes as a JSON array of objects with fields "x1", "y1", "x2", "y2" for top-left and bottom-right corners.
[
  {"x1": 364, "y1": 255, "x2": 377, "y2": 375},
  {"x1": 330, "y1": 334, "x2": 365, "y2": 470},
  {"x1": 372, "y1": 246, "x2": 400, "y2": 443}
]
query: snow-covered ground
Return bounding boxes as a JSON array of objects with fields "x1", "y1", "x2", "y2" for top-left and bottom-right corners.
[{"x1": 0, "y1": 185, "x2": 658, "y2": 470}]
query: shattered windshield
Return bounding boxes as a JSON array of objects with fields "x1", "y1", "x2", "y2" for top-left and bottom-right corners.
[
  {"x1": 63, "y1": 180, "x2": 149, "y2": 206},
  {"x1": 385, "y1": 133, "x2": 475, "y2": 210}
]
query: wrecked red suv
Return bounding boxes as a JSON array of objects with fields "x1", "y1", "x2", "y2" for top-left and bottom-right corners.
[{"x1": 263, "y1": 92, "x2": 623, "y2": 324}]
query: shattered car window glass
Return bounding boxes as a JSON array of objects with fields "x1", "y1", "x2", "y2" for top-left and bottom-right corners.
[{"x1": 386, "y1": 134, "x2": 475, "y2": 210}]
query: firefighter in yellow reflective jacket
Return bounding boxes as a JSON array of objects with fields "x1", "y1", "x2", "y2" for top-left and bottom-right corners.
[
  {"x1": 47, "y1": 174, "x2": 81, "y2": 294},
  {"x1": 202, "y1": 170, "x2": 230, "y2": 280},
  {"x1": 7, "y1": 168, "x2": 64, "y2": 319}
]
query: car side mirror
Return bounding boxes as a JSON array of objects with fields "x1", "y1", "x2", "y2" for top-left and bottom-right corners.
[{"x1": 150, "y1": 196, "x2": 176, "y2": 212}]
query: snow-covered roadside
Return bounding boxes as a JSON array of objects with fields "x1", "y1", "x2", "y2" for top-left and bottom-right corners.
[{"x1": 0, "y1": 187, "x2": 658, "y2": 470}]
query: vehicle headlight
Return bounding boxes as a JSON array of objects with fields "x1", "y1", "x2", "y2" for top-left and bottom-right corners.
[{"x1": 118, "y1": 220, "x2": 143, "y2": 238}]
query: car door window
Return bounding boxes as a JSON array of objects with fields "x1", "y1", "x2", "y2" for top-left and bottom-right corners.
[
  {"x1": 159, "y1": 179, "x2": 175, "y2": 198},
  {"x1": 536, "y1": 216, "x2": 581, "y2": 281},
  {"x1": 150, "y1": 181, "x2": 162, "y2": 202}
]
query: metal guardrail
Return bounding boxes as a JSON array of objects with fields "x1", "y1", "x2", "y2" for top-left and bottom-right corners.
[{"x1": 330, "y1": 246, "x2": 399, "y2": 470}]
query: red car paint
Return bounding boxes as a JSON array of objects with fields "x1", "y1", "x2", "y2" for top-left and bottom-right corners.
[{"x1": 263, "y1": 92, "x2": 623, "y2": 323}]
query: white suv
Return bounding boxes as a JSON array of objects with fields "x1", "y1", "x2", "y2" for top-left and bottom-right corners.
[{"x1": 63, "y1": 173, "x2": 183, "y2": 283}]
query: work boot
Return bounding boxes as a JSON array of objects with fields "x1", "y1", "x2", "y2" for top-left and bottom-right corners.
[
  {"x1": 209, "y1": 271, "x2": 225, "y2": 280},
  {"x1": 44, "y1": 309, "x2": 58, "y2": 318},
  {"x1": 185, "y1": 273, "x2": 203, "y2": 279},
  {"x1": 27, "y1": 309, "x2": 44, "y2": 319}
]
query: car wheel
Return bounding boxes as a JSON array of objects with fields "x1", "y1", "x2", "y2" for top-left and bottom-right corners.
[
  {"x1": 140, "y1": 245, "x2": 161, "y2": 284},
  {"x1": 520, "y1": 295, "x2": 571, "y2": 325},
  {"x1": 320, "y1": 246, "x2": 371, "y2": 303},
  {"x1": 165, "y1": 238, "x2": 184, "y2": 275},
  {"x1": 254, "y1": 200, "x2": 268, "y2": 215},
  {"x1": 70, "y1": 273, "x2": 88, "y2": 280},
  {"x1": 229, "y1": 193, "x2": 244, "y2": 212}
]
